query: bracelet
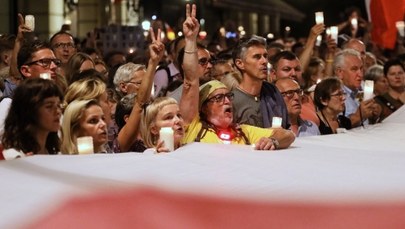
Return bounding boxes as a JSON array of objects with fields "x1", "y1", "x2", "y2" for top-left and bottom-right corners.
[
  {"x1": 325, "y1": 59, "x2": 334, "y2": 63},
  {"x1": 184, "y1": 50, "x2": 197, "y2": 54}
]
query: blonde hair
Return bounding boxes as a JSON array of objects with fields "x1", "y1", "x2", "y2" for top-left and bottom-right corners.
[
  {"x1": 64, "y1": 77, "x2": 106, "y2": 108},
  {"x1": 140, "y1": 97, "x2": 178, "y2": 148},
  {"x1": 61, "y1": 99, "x2": 103, "y2": 154}
]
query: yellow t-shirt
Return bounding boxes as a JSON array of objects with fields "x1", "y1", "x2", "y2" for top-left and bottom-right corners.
[{"x1": 182, "y1": 116, "x2": 274, "y2": 145}]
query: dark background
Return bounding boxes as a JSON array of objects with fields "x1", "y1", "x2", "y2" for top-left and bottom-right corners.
[{"x1": 283, "y1": 0, "x2": 367, "y2": 38}]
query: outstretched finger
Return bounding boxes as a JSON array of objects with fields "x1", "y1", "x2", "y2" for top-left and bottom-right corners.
[
  {"x1": 150, "y1": 28, "x2": 156, "y2": 43},
  {"x1": 191, "y1": 4, "x2": 197, "y2": 18},
  {"x1": 18, "y1": 13, "x2": 24, "y2": 26},
  {"x1": 186, "y1": 4, "x2": 190, "y2": 18},
  {"x1": 156, "y1": 28, "x2": 161, "y2": 43}
]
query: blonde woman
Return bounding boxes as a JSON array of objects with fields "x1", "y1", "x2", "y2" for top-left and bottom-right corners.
[
  {"x1": 140, "y1": 97, "x2": 185, "y2": 152},
  {"x1": 61, "y1": 99, "x2": 107, "y2": 154},
  {"x1": 64, "y1": 76, "x2": 111, "y2": 129}
]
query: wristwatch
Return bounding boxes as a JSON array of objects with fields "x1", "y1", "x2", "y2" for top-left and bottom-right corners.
[{"x1": 270, "y1": 138, "x2": 279, "y2": 149}]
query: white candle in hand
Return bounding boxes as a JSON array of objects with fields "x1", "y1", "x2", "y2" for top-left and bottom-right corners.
[
  {"x1": 315, "y1": 12, "x2": 324, "y2": 25},
  {"x1": 351, "y1": 18, "x2": 358, "y2": 30},
  {"x1": 25, "y1": 15, "x2": 35, "y2": 31},
  {"x1": 330, "y1": 26, "x2": 338, "y2": 45},
  {"x1": 272, "y1": 117, "x2": 282, "y2": 128},
  {"x1": 77, "y1": 136, "x2": 94, "y2": 154},
  {"x1": 363, "y1": 80, "x2": 374, "y2": 101},
  {"x1": 396, "y1": 21, "x2": 405, "y2": 37},
  {"x1": 159, "y1": 127, "x2": 174, "y2": 152}
]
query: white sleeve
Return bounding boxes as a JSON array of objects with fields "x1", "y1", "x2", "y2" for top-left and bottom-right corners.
[
  {"x1": 3, "y1": 148, "x2": 25, "y2": 160},
  {"x1": 0, "y1": 98, "x2": 12, "y2": 141},
  {"x1": 154, "y1": 69, "x2": 169, "y2": 97}
]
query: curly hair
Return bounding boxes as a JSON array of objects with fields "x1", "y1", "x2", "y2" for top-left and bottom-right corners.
[{"x1": 2, "y1": 78, "x2": 63, "y2": 154}]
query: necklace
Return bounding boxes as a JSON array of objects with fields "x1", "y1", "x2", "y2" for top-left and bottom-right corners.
[{"x1": 237, "y1": 86, "x2": 260, "y2": 102}]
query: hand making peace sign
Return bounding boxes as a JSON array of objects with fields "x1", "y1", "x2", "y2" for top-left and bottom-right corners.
[
  {"x1": 183, "y1": 4, "x2": 199, "y2": 40},
  {"x1": 148, "y1": 28, "x2": 165, "y2": 64}
]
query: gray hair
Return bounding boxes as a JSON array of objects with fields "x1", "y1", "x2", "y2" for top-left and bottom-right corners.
[
  {"x1": 364, "y1": 64, "x2": 384, "y2": 81},
  {"x1": 113, "y1": 62, "x2": 145, "y2": 92},
  {"x1": 232, "y1": 35, "x2": 267, "y2": 63},
  {"x1": 333, "y1": 49, "x2": 361, "y2": 74}
]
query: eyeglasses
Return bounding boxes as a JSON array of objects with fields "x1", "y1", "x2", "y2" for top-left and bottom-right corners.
[
  {"x1": 25, "y1": 58, "x2": 62, "y2": 68},
  {"x1": 280, "y1": 89, "x2": 303, "y2": 99},
  {"x1": 53, "y1": 42, "x2": 76, "y2": 49},
  {"x1": 198, "y1": 57, "x2": 213, "y2": 67},
  {"x1": 330, "y1": 91, "x2": 347, "y2": 98},
  {"x1": 206, "y1": 92, "x2": 234, "y2": 104}
]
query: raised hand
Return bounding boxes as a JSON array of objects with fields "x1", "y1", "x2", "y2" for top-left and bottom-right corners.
[
  {"x1": 310, "y1": 23, "x2": 325, "y2": 38},
  {"x1": 148, "y1": 28, "x2": 165, "y2": 64},
  {"x1": 183, "y1": 4, "x2": 199, "y2": 40},
  {"x1": 16, "y1": 14, "x2": 33, "y2": 41}
]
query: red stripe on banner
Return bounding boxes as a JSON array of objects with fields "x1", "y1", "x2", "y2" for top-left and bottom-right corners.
[
  {"x1": 25, "y1": 187, "x2": 405, "y2": 229},
  {"x1": 370, "y1": 0, "x2": 405, "y2": 49}
]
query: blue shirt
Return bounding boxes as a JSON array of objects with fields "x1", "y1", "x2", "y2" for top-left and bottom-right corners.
[
  {"x1": 342, "y1": 85, "x2": 359, "y2": 117},
  {"x1": 295, "y1": 118, "x2": 320, "y2": 137}
]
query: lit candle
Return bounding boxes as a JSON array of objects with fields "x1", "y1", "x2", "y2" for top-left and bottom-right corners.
[
  {"x1": 40, "y1": 73, "x2": 51, "y2": 80},
  {"x1": 25, "y1": 15, "x2": 35, "y2": 31},
  {"x1": 326, "y1": 28, "x2": 331, "y2": 36},
  {"x1": 396, "y1": 21, "x2": 405, "y2": 37},
  {"x1": 315, "y1": 12, "x2": 324, "y2": 25},
  {"x1": 351, "y1": 18, "x2": 358, "y2": 30},
  {"x1": 363, "y1": 80, "x2": 374, "y2": 101},
  {"x1": 330, "y1": 26, "x2": 338, "y2": 45},
  {"x1": 77, "y1": 136, "x2": 94, "y2": 154},
  {"x1": 272, "y1": 117, "x2": 282, "y2": 128},
  {"x1": 316, "y1": 35, "x2": 322, "y2": 46},
  {"x1": 159, "y1": 127, "x2": 174, "y2": 151}
]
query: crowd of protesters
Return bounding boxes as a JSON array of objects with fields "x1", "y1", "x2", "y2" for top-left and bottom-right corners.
[{"x1": 0, "y1": 4, "x2": 404, "y2": 159}]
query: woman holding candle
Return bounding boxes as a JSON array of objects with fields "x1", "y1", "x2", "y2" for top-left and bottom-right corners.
[
  {"x1": 2, "y1": 78, "x2": 63, "y2": 159},
  {"x1": 178, "y1": 4, "x2": 294, "y2": 150},
  {"x1": 314, "y1": 77, "x2": 352, "y2": 135},
  {"x1": 140, "y1": 97, "x2": 185, "y2": 152},
  {"x1": 364, "y1": 64, "x2": 389, "y2": 96},
  {"x1": 61, "y1": 99, "x2": 108, "y2": 154},
  {"x1": 373, "y1": 59, "x2": 405, "y2": 121}
]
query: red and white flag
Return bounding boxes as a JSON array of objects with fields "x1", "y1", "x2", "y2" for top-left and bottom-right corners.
[{"x1": 365, "y1": 0, "x2": 405, "y2": 49}]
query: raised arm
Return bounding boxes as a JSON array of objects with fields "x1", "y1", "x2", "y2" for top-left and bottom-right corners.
[
  {"x1": 299, "y1": 23, "x2": 325, "y2": 82},
  {"x1": 9, "y1": 14, "x2": 30, "y2": 80},
  {"x1": 180, "y1": 4, "x2": 200, "y2": 125},
  {"x1": 324, "y1": 35, "x2": 337, "y2": 77},
  {"x1": 117, "y1": 28, "x2": 164, "y2": 152}
]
